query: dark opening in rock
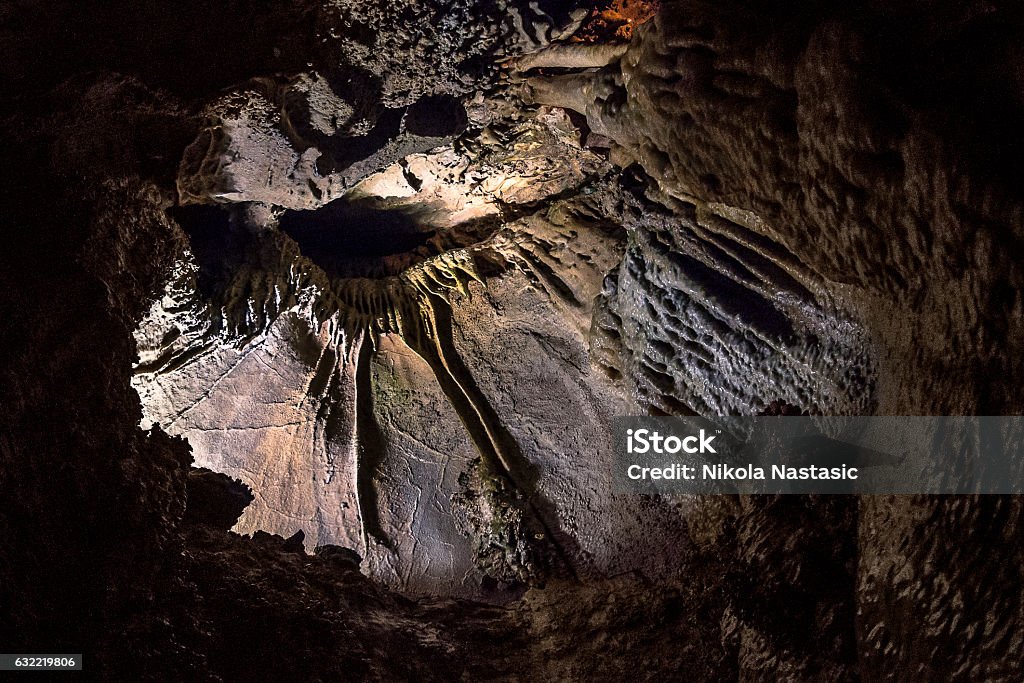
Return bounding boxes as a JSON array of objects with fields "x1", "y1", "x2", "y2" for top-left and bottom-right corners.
[
  {"x1": 170, "y1": 205, "x2": 244, "y2": 299},
  {"x1": 404, "y1": 95, "x2": 468, "y2": 137},
  {"x1": 279, "y1": 199, "x2": 438, "y2": 279}
]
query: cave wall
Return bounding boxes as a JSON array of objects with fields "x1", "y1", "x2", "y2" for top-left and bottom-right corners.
[
  {"x1": 586, "y1": 0, "x2": 1024, "y2": 416},
  {"x1": 526, "y1": 1, "x2": 1024, "y2": 677},
  {"x1": 1, "y1": 0, "x2": 1023, "y2": 680}
]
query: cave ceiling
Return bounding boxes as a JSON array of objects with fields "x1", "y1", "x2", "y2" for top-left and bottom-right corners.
[{"x1": 3, "y1": 0, "x2": 1024, "y2": 679}]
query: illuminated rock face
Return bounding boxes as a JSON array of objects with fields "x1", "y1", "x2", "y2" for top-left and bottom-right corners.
[{"x1": 133, "y1": 97, "x2": 700, "y2": 599}]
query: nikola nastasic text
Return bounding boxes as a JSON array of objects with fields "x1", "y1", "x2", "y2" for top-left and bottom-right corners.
[
  {"x1": 624, "y1": 428, "x2": 859, "y2": 481},
  {"x1": 626, "y1": 463, "x2": 860, "y2": 481}
]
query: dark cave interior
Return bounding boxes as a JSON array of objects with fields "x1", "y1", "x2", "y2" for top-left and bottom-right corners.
[
  {"x1": 2, "y1": 0, "x2": 1024, "y2": 680},
  {"x1": 279, "y1": 201, "x2": 437, "y2": 278}
]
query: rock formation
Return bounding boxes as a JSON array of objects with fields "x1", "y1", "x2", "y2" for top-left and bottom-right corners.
[{"x1": 1, "y1": 0, "x2": 1022, "y2": 679}]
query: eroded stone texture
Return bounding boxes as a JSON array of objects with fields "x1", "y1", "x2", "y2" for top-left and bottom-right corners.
[
  {"x1": 530, "y1": 1, "x2": 1024, "y2": 415},
  {"x1": 4, "y1": 13, "x2": 717, "y2": 676},
  {"x1": 176, "y1": 84, "x2": 464, "y2": 209},
  {"x1": 136, "y1": 97, "x2": 683, "y2": 599},
  {"x1": 136, "y1": 89, "x2": 651, "y2": 599},
  {"x1": 5, "y1": 0, "x2": 1024, "y2": 679},
  {"x1": 515, "y1": 2, "x2": 1024, "y2": 678},
  {"x1": 172, "y1": 0, "x2": 599, "y2": 210},
  {"x1": 363, "y1": 334, "x2": 487, "y2": 596},
  {"x1": 592, "y1": 191, "x2": 875, "y2": 417}
]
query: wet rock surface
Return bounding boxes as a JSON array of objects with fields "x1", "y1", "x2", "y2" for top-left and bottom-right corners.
[{"x1": 2, "y1": 0, "x2": 1023, "y2": 679}]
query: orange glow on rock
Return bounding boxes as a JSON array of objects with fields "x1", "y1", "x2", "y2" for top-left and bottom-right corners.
[{"x1": 575, "y1": 0, "x2": 659, "y2": 42}]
